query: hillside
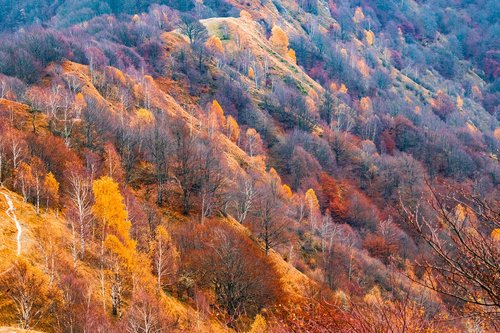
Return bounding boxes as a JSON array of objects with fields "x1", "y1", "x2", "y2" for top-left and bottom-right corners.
[{"x1": 0, "y1": 0, "x2": 498, "y2": 332}]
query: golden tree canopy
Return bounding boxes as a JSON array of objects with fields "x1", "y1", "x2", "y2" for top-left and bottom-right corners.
[
  {"x1": 44, "y1": 172, "x2": 59, "y2": 204},
  {"x1": 305, "y1": 189, "x2": 319, "y2": 211},
  {"x1": 353, "y1": 7, "x2": 365, "y2": 24},
  {"x1": 287, "y1": 48, "x2": 297, "y2": 64},
  {"x1": 74, "y1": 92, "x2": 86, "y2": 109},
  {"x1": 134, "y1": 108, "x2": 155, "y2": 126},
  {"x1": 269, "y1": 26, "x2": 289, "y2": 54},
  {"x1": 249, "y1": 314, "x2": 267, "y2": 333},
  {"x1": 360, "y1": 96, "x2": 372, "y2": 112},
  {"x1": 226, "y1": 115, "x2": 240, "y2": 142},
  {"x1": 248, "y1": 67, "x2": 255, "y2": 80},
  {"x1": 492, "y1": 229, "x2": 500, "y2": 241},
  {"x1": 206, "y1": 35, "x2": 224, "y2": 53},
  {"x1": 92, "y1": 176, "x2": 130, "y2": 242},
  {"x1": 282, "y1": 184, "x2": 293, "y2": 199},
  {"x1": 246, "y1": 127, "x2": 257, "y2": 137},
  {"x1": 211, "y1": 99, "x2": 227, "y2": 128},
  {"x1": 339, "y1": 83, "x2": 348, "y2": 94},
  {"x1": 357, "y1": 59, "x2": 370, "y2": 77},
  {"x1": 364, "y1": 29, "x2": 375, "y2": 45}
]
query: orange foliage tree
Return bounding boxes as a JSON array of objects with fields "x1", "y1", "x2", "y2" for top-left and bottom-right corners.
[
  {"x1": 15, "y1": 161, "x2": 34, "y2": 202},
  {"x1": 92, "y1": 176, "x2": 136, "y2": 317},
  {"x1": 305, "y1": 188, "x2": 320, "y2": 228},
  {"x1": 269, "y1": 26, "x2": 289, "y2": 54},
  {"x1": 364, "y1": 29, "x2": 375, "y2": 46},
  {"x1": 209, "y1": 99, "x2": 226, "y2": 136},
  {"x1": 43, "y1": 172, "x2": 59, "y2": 212},
  {"x1": 319, "y1": 173, "x2": 348, "y2": 221},
  {"x1": 287, "y1": 48, "x2": 297, "y2": 64},
  {"x1": 0, "y1": 259, "x2": 57, "y2": 330},
  {"x1": 352, "y1": 7, "x2": 365, "y2": 25},
  {"x1": 359, "y1": 96, "x2": 372, "y2": 113},
  {"x1": 245, "y1": 128, "x2": 264, "y2": 157},
  {"x1": 182, "y1": 219, "x2": 281, "y2": 320},
  {"x1": 357, "y1": 59, "x2": 370, "y2": 78},
  {"x1": 248, "y1": 67, "x2": 255, "y2": 80},
  {"x1": 206, "y1": 35, "x2": 224, "y2": 54},
  {"x1": 226, "y1": 115, "x2": 240, "y2": 142}
]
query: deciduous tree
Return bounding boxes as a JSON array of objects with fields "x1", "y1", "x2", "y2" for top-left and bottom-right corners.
[
  {"x1": 245, "y1": 128, "x2": 263, "y2": 157},
  {"x1": 209, "y1": 99, "x2": 226, "y2": 136},
  {"x1": 177, "y1": 14, "x2": 208, "y2": 46},
  {"x1": 352, "y1": 7, "x2": 365, "y2": 25},
  {"x1": 400, "y1": 182, "x2": 500, "y2": 317},
  {"x1": 269, "y1": 26, "x2": 289, "y2": 55},
  {"x1": 206, "y1": 35, "x2": 224, "y2": 54},
  {"x1": 43, "y1": 172, "x2": 59, "y2": 212},
  {"x1": 92, "y1": 176, "x2": 135, "y2": 317},
  {"x1": 150, "y1": 226, "x2": 179, "y2": 293},
  {"x1": 287, "y1": 48, "x2": 297, "y2": 64},
  {"x1": 67, "y1": 171, "x2": 92, "y2": 260},
  {"x1": 364, "y1": 29, "x2": 375, "y2": 46},
  {"x1": 0, "y1": 259, "x2": 56, "y2": 329},
  {"x1": 126, "y1": 291, "x2": 172, "y2": 333},
  {"x1": 190, "y1": 221, "x2": 280, "y2": 319},
  {"x1": 225, "y1": 115, "x2": 240, "y2": 143},
  {"x1": 171, "y1": 119, "x2": 200, "y2": 215},
  {"x1": 305, "y1": 188, "x2": 320, "y2": 228},
  {"x1": 254, "y1": 171, "x2": 289, "y2": 255}
]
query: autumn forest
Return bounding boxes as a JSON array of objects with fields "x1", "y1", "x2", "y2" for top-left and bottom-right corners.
[{"x1": 0, "y1": 0, "x2": 498, "y2": 332}]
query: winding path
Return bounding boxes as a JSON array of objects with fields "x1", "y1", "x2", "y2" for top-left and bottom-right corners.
[{"x1": 1, "y1": 192, "x2": 22, "y2": 256}]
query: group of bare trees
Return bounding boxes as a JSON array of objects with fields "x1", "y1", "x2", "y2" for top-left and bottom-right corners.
[
  {"x1": 142, "y1": 114, "x2": 227, "y2": 218},
  {"x1": 400, "y1": 181, "x2": 500, "y2": 323}
]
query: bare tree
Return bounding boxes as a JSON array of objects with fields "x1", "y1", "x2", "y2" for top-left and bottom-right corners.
[
  {"x1": 171, "y1": 119, "x2": 199, "y2": 214},
  {"x1": 0, "y1": 137, "x2": 5, "y2": 185},
  {"x1": 30, "y1": 157, "x2": 45, "y2": 216},
  {"x1": 62, "y1": 73, "x2": 83, "y2": 93},
  {"x1": 198, "y1": 140, "x2": 226, "y2": 223},
  {"x1": 67, "y1": 172, "x2": 93, "y2": 260},
  {"x1": 253, "y1": 178, "x2": 288, "y2": 255},
  {"x1": 126, "y1": 291, "x2": 173, "y2": 333},
  {"x1": 9, "y1": 132, "x2": 25, "y2": 170},
  {"x1": 82, "y1": 96, "x2": 110, "y2": 148},
  {"x1": 232, "y1": 175, "x2": 257, "y2": 224},
  {"x1": 177, "y1": 14, "x2": 208, "y2": 45},
  {"x1": 55, "y1": 90, "x2": 76, "y2": 146},
  {"x1": 116, "y1": 126, "x2": 139, "y2": 184},
  {"x1": 146, "y1": 114, "x2": 170, "y2": 205},
  {"x1": 347, "y1": 281, "x2": 440, "y2": 333},
  {"x1": 151, "y1": 226, "x2": 179, "y2": 293},
  {"x1": 0, "y1": 259, "x2": 54, "y2": 330},
  {"x1": 400, "y1": 181, "x2": 500, "y2": 317}
]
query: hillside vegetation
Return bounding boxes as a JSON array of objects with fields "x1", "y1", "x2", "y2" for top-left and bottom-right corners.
[{"x1": 0, "y1": 0, "x2": 498, "y2": 332}]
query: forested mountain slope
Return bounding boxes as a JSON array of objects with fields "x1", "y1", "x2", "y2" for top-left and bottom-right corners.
[{"x1": 0, "y1": 0, "x2": 498, "y2": 332}]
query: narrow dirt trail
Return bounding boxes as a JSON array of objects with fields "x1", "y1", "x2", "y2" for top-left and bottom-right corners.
[{"x1": 1, "y1": 192, "x2": 22, "y2": 256}]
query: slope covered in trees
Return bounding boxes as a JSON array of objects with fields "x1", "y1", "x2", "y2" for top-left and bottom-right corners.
[{"x1": 0, "y1": 0, "x2": 498, "y2": 332}]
